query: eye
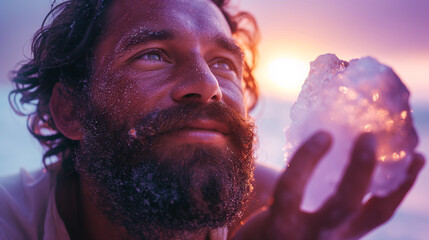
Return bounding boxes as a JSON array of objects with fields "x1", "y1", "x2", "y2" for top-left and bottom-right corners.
[
  {"x1": 209, "y1": 58, "x2": 241, "y2": 84},
  {"x1": 210, "y1": 59, "x2": 235, "y2": 71},
  {"x1": 130, "y1": 49, "x2": 172, "y2": 70},
  {"x1": 138, "y1": 51, "x2": 164, "y2": 61}
]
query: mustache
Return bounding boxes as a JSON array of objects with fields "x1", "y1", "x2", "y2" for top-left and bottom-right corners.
[{"x1": 128, "y1": 102, "x2": 251, "y2": 141}]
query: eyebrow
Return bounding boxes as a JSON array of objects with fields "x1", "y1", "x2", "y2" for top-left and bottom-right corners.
[
  {"x1": 118, "y1": 28, "x2": 176, "y2": 52},
  {"x1": 116, "y1": 29, "x2": 244, "y2": 62},
  {"x1": 213, "y1": 35, "x2": 244, "y2": 62}
]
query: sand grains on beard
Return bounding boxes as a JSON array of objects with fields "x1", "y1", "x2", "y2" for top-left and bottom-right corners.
[{"x1": 75, "y1": 102, "x2": 256, "y2": 238}]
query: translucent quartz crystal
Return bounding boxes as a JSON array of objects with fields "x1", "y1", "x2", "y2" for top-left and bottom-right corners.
[{"x1": 285, "y1": 54, "x2": 418, "y2": 212}]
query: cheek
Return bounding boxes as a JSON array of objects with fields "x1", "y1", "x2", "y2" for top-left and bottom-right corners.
[
  {"x1": 220, "y1": 83, "x2": 247, "y2": 117},
  {"x1": 88, "y1": 70, "x2": 173, "y2": 125}
]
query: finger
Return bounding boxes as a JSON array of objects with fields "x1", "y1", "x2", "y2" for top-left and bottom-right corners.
[
  {"x1": 319, "y1": 133, "x2": 377, "y2": 224},
  {"x1": 340, "y1": 153, "x2": 425, "y2": 239},
  {"x1": 271, "y1": 131, "x2": 332, "y2": 218}
]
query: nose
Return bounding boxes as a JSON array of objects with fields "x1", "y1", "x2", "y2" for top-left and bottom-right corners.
[{"x1": 171, "y1": 61, "x2": 222, "y2": 104}]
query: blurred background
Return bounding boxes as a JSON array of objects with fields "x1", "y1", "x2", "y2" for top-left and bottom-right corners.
[{"x1": 1, "y1": 0, "x2": 428, "y2": 239}]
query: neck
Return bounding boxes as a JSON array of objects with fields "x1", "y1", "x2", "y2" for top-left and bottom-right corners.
[{"x1": 56, "y1": 172, "x2": 209, "y2": 240}]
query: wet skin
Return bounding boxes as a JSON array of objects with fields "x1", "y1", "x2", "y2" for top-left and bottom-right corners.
[
  {"x1": 89, "y1": 0, "x2": 246, "y2": 148},
  {"x1": 52, "y1": 0, "x2": 425, "y2": 239},
  {"x1": 59, "y1": 0, "x2": 255, "y2": 239}
]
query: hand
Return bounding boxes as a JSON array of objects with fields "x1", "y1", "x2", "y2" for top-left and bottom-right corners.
[{"x1": 232, "y1": 131, "x2": 425, "y2": 240}]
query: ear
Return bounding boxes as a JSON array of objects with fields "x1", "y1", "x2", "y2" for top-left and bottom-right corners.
[{"x1": 50, "y1": 83, "x2": 83, "y2": 140}]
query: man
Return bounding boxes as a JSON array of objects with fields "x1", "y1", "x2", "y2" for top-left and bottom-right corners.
[{"x1": 2, "y1": 0, "x2": 425, "y2": 239}]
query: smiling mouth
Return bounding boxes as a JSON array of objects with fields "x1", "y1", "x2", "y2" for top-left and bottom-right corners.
[
  {"x1": 161, "y1": 119, "x2": 230, "y2": 144},
  {"x1": 128, "y1": 119, "x2": 230, "y2": 145},
  {"x1": 183, "y1": 119, "x2": 230, "y2": 134}
]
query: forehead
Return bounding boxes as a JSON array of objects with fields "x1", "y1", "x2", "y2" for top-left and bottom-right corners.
[{"x1": 100, "y1": 0, "x2": 232, "y2": 46}]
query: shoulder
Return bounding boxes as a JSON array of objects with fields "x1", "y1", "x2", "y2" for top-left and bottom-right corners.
[
  {"x1": 228, "y1": 163, "x2": 281, "y2": 236},
  {"x1": 253, "y1": 164, "x2": 282, "y2": 205},
  {"x1": 0, "y1": 166, "x2": 58, "y2": 239},
  {"x1": 249, "y1": 164, "x2": 281, "y2": 213}
]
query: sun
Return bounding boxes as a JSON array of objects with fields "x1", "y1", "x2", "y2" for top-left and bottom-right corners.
[
  {"x1": 267, "y1": 58, "x2": 309, "y2": 91},
  {"x1": 264, "y1": 57, "x2": 309, "y2": 99}
]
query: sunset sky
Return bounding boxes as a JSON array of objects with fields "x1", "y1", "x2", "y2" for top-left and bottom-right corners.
[{"x1": 236, "y1": 0, "x2": 429, "y2": 103}]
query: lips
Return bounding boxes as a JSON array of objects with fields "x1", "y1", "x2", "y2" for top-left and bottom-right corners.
[
  {"x1": 182, "y1": 119, "x2": 230, "y2": 135},
  {"x1": 152, "y1": 119, "x2": 230, "y2": 144}
]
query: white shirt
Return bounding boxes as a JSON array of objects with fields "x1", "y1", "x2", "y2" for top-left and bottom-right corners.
[
  {"x1": 0, "y1": 164, "x2": 227, "y2": 240},
  {"x1": 0, "y1": 165, "x2": 69, "y2": 240}
]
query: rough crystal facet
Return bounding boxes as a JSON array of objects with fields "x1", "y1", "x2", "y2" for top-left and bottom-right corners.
[{"x1": 285, "y1": 54, "x2": 418, "y2": 212}]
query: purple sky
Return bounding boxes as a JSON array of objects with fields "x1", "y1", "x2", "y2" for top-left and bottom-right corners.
[
  {"x1": 241, "y1": 0, "x2": 429, "y2": 56},
  {"x1": 237, "y1": 0, "x2": 429, "y2": 104}
]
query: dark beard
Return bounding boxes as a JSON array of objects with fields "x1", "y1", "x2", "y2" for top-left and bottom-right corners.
[{"x1": 74, "y1": 102, "x2": 255, "y2": 239}]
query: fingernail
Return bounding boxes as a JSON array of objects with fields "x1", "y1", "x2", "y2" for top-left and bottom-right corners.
[
  {"x1": 314, "y1": 131, "x2": 331, "y2": 147},
  {"x1": 359, "y1": 133, "x2": 377, "y2": 163},
  {"x1": 362, "y1": 133, "x2": 377, "y2": 150}
]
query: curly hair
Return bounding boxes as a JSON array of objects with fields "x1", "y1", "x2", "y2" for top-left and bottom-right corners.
[{"x1": 9, "y1": 0, "x2": 260, "y2": 173}]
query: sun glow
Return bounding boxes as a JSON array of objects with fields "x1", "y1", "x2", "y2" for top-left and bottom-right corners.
[{"x1": 260, "y1": 57, "x2": 310, "y2": 100}]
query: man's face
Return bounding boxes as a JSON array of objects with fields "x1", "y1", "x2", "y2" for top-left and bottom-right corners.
[
  {"x1": 90, "y1": 0, "x2": 247, "y2": 126},
  {"x1": 74, "y1": 0, "x2": 255, "y2": 238}
]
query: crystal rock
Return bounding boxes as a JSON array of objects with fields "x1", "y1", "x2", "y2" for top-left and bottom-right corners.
[{"x1": 285, "y1": 54, "x2": 418, "y2": 212}]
